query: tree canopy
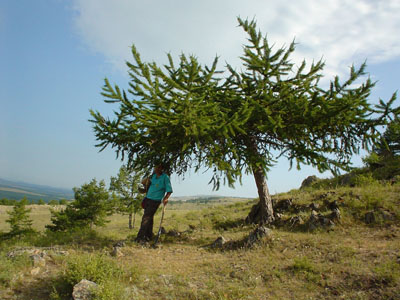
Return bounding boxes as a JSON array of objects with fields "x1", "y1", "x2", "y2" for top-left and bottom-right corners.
[{"x1": 90, "y1": 18, "x2": 398, "y2": 223}]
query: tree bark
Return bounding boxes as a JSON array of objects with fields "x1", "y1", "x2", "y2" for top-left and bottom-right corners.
[
  {"x1": 129, "y1": 213, "x2": 133, "y2": 229},
  {"x1": 245, "y1": 166, "x2": 275, "y2": 224}
]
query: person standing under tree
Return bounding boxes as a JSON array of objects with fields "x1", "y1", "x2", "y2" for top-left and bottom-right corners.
[{"x1": 135, "y1": 164, "x2": 172, "y2": 243}]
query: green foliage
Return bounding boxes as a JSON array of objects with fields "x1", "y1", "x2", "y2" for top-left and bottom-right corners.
[
  {"x1": 5, "y1": 200, "x2": 34, "y2": 236},
  {"x1": 109, "y1": 165, "x2": 143, "y2": 217},
  {"x1": 49, "y1": 199, "x2": 60, "y2": 205},
  {"x1": 37, "y1": 199, "x2": 46, "y2": 205},
  {"x1": 352, "y1": 173, "x2": 378, "y2": 187},
  {"x1": 0, "y1": 198, "x2": 12, "y2": 205},
  {"x1": 63, "y1": 253, "x2": 124, "y2": 286},
  {"x1": 374, "y1": 260, "x2": 400, "y2": 286},
  {"x1": 20, "y1": 196, "x2": 29, "y2": 205},
  {"x1": 52, "y1": 253, "x2": 137, "y2": 300},
  {"x1": 0, "y1": 252, "x2": 31, "y2": 288},
  {"x1": 46, "y1": 179, "x2": 113, "y2": 232},
  {"x1": 90, "y1": 17, "x2": 398, "y2": 191},
  {"x1": 292, "y1": 256, "x2": 315, "y2": 273},
  {"x1": 375, "y1": 117, "x2": 400, "y2": 157},
  {"x1": 51, "y1": 253, "x2": 130, "y2": 300}
]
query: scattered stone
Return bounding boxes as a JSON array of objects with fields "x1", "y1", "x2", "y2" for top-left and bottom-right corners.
[
  {"x1": 307, "y1": 210, "x2": 336, "y2": 231},
  {"x1": 246, "y1": 226, "x2": 272, "y2": 247},
  {"x1": 111, "y1": 246, "x2": 123, "y2": 257},
  {"x1": 380, "y1": 209, "x2": 395, "y2": 221},
  {"x1": 329, "y1": 208, "x2": 341, "y2": 221},
  {"x1": 72, "y1": 279, "x2": 98, "y2": 300},
  {"x1": 7, "y1": 247, "x2": 68, "y2": 259},
  {"x1": 274, "y1": 199, "x2": 293, "y2": 212},
  {"x1": 113, "y1": 240, "x2": 126, "y2": 248},
  {"x1": 339, "y1": 173, "x2": 354, "y2": 186},
  {"x1": 364, "y1": 211, "x2": 376, "y2": 224},
  {"x1": 30, "y1": 254, "x2": 46, "y2": 267},
  {"x1": 288, "y1": 216, "x2": 303, "y2": 228},
  {"x1": 301, "y1": 175, "x2": 319, "y2": 188},
  {"x1": 309, "y1": 210, "x2": 320, "y2": 223},
  {"x1": 211, "y1": 236, "x2": 226, "y2": 248},
  {"x1": 309, "y1": 203, "x2": 320, "y2": 211},
  {"x1": 327, "y1": 200, "x2": 339, "y2": 210},
  {"x1": 167, "y1": 229, "x2": 181, "y2": 237},
  {"x1": 30, "y1": 267, "x2": 41, "y2": 276},
  {"x1": 160, "y1": 274, "x2": 173, "y2": 286}
]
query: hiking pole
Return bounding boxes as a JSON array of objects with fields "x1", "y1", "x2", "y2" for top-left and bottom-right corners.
[{"x1": 153, "y1": 203, "x2": 166, "y2": 247}]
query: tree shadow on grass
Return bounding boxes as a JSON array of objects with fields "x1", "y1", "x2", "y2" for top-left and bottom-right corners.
[
  {"x1": 212, "y1": 218, "x2": 246, "y2": 231},
  {"x1": 9, "y1": 272, "x2": 64, "y2": 300}
]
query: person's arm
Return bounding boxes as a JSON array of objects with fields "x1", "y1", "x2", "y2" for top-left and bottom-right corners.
[
  {"x1": 163, "y1": 174, "x2": 173, "y2": 205},
  {"x1": 163, "y1": 192, "x2": 172, "y2": 205}
]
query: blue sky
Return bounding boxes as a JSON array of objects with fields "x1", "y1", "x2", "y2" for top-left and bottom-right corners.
[{"x1": 1, "y1": 0, "x2": 399, "y2": 197}]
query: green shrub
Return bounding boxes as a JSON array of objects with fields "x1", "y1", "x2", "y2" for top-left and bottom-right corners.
[
  {"x1": 46, "y1": 179, "x2": 113, "y2": 232},
  {"x1": 5, "y1": 201, "x2": 34, "y2": 237},
  {"x1": 292, "y1": 256, "x2": 315, "y2": 273},
  {"x1": 0, "y1": 253, "x2": 31, "y2": 288},
  {"x1": 374, "y1": 261, "x2": 400, "y2": 286},
  {"x1": 63, "y1": 253, "x2": 124, "y2": 286},
  {"x1": 352, "y1": 173, "x2": 378, "y2": 187},
  {"x1": 51, "y1": 252, "x2": 130, "y2": 300}
]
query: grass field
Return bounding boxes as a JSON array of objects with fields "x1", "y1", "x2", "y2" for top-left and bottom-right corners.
[{"x1": 0, "y1": 184, "x2": 399, "y2": 299}]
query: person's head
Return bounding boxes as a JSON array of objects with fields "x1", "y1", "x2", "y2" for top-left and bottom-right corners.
[{"x1": 154, "y1": 164, "x2": 164, "y2": 175}]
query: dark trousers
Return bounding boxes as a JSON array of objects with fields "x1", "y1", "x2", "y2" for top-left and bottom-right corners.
[{"x1": 136, "y1": 198, "x2": 161, "y2": 241}]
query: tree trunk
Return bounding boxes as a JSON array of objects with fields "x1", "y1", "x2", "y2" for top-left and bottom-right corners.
[
  {"x1": 245, "y1": 167, "x2": 275, "y2": 224},
  {"x1": 132, "y1": 212, "x2": 136, "y2": 229},
  {"x1": 128, "y1": 213, "x2": 133, "y2": 229}
]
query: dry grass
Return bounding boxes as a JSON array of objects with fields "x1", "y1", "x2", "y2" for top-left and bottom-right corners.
[{"x1": 0, "y1": 184, "x2": 399, "y2": 299}]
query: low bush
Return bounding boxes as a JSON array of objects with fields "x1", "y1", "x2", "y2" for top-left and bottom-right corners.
[{"x1": 51, "y1": 252, "x2": 131, "y2": 300}]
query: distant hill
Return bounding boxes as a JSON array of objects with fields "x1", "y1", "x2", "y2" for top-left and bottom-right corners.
[{"x1": 0, "y1": 178, "x2": 74, "y2": 202}]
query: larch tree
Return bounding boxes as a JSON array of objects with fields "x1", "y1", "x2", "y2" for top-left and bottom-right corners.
[
  {"x1": 90, "y1": 18, "x2": 398, "y2": 224},
  {"x1": 110, "y1": 165, "x2": 143, "y2": 229}
]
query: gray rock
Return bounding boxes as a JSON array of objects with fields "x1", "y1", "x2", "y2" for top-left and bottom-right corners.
[
  {"x1": 72, "y1": 279, "x2": 98, "y2": 300},
  {"x1": 167, "y1": 229, "x2": 180, "y2": 237},
  {"x1": 288, "y1": 216, "x2": 303, "y2": 228},
  {"x1": 327, "y1": 200, "x2": 339, "y2": 210},
  {"x1": 274, "y1": 199, "x2": 293, "y2": 211},
  {"x1": 211, "y1": 236, "x2": 226, "y2": 248},
  {"x1": 111, "y1": 246, "x2": 123, "y2": 257},
  {"x1": 113, "y1": 240, "x2": 126, "y2": 248},
  {"x1": 30, "y1": 254, "x2": 46, "y2": 267},
  {"x1": 246, "y1": 226, "x2": 272, "y2": 246},
  {"x1": 301, "y1": 175, "x2": 319, "y2": 188},
  {"x1": 380, "y1": 210, "x2": 395, "y2": 221},
  {"x1": 329, "y1": 208, "x2": 341, "y2": 221},
  {"x1": 7, "y1": 247, "x2": 68, "y2": 259},
  {"x1": 309, "y1": 203, "x2": 320, "y2": 211},
  {"x1": 309, "y1": 210, "x2": 320, "y2": 223}
]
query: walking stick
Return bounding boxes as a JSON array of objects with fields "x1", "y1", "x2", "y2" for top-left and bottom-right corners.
[{"x1": 152, "y1": 203, "x2": 166, "y2": 247}]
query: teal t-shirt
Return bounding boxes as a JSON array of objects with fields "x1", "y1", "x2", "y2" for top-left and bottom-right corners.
[{"x1": 146, "y1": 173, "x2": 173, "y2": 201}]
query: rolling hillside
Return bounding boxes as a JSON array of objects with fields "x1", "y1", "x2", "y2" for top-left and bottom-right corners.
[{"x1": 0, "y1": 178, "x2": 74, "y2": 202}]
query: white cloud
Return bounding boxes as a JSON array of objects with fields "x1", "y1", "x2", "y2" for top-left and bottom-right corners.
[{"x1": 72, "y1": 0, "x2": 400, "y2": 80}]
